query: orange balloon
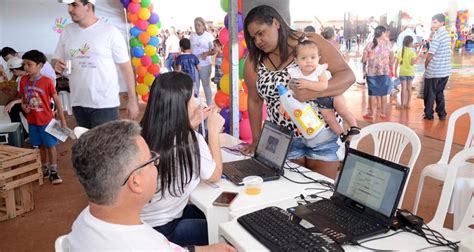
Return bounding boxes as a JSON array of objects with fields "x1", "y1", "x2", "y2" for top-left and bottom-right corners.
[
  {"x1": 221, "y1": 58, "x2": 230, "y2": 75},
  {"x1": 223, "y1": 42, "x2": 246, "y2": 60},
  {"x1": 142, "y1": 93, "x2": 150, "y2": 102},
  {"x1": 128, "y1": 13, "x2": 138, "y2": 24},
  {"x1": 148, "y1": 64, "x2": 160, "y2": 76},
  {"x1": 137, "y1": 76, "x2": 144, "y2": 84},
  {"x1": 239, "y1": 91, "x2": 248, "y2": 112},
  {"x1": 136, "y1": 65, "x2": 147, "y2": 77},
  {"x1": 139, "y1": 32, "x2": 150, "y2": 45}
]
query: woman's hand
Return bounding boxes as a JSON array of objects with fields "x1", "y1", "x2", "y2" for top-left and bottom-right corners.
[
  {"x1": 207, "y1": 106, "x2": 225, "y2": 134},
  {"x1": 240, "y1": 142, "x2": 257, "y2": 155},
  {"x1": 189, "y1": 105, "x2": 211, "y2": 129}
]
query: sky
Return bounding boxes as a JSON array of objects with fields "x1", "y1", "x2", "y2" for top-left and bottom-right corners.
[{"x1": 151, "y1": 0, "x2": 472, "y2": 30}]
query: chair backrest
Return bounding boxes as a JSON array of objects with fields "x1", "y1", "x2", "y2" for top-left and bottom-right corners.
[
  {"x1": 438, "y1": 104, "x2": 474, "y2": 164},
  {"x1": 429, "y1": 147, "x2": 474, "y2": 230},
  {"x1": 457, "y1": 196, "x2": 473, "y2": 233},
  {"x1": 350, "y1": 122, "x2": 421, "y2": 207},
  {"x1": 55, "y1": 234, "x2": 69, "y2": 252}
]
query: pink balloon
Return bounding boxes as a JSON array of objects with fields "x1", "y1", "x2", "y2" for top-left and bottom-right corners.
[
  {"x1": 239, "y1": 118, "x2": 252, "y2": 141},
  {"x1": 128, "y1": 3, "x2": 140, "y2": 14},
  {"x1": 218, "y1": 28, "x2": 229, "y2": 45},
  {"x1": 135, "y1": 19, "x2": 149, "y2": 31},
  {"x1": 141, "y1": 55, "x2": 152, "y2": 66},
  {"x1": 238, "y1": 32, "x2": 244, "y2": 42}
]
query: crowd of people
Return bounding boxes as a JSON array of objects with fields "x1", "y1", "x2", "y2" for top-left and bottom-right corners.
[{"x1": 0, "y1": 0, "x2": 456, "y2": 250}]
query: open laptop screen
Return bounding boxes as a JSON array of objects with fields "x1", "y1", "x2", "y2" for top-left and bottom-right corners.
[
  {"x1": 254, "y1": 122, "x2": 292, "y2": 170},
  {"x1": 336, "y1": 149, "x2": 407, "y2": 218}
]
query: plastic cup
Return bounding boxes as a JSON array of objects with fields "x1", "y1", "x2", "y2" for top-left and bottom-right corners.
[
  {"x1": 63, "y1": 60, "x2": 72, "y2": 76},
  {"x1": 243, "y1": 176, "x2": 263, "y2": 195}
]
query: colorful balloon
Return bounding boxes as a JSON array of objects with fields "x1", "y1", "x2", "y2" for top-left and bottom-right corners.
[
  {"x1": 239, "y1": 58, "x2": 245, "y2": 79},
  {"x1": 143, "y1": 73, "x2": 155, "y2": 86},
  {"x1": 132, "y1": 46, "x2": 144, "y2": 57},
  {"x1": 128, "y1": 12, "x2": 138, "y2": 24},
  {"x1": 224, "y1": 13, "x2": 243, "y2": 32},
  {"x1": 214, "y1": 90, "x2": 230, "y2": 109},
  {"x1": 148, "y1": 13, "x2": 159, "y2": 24},
  {"x1": 130, "y1": 26, "x2": 142, "y2": 37},
  {"x1": 120, "y1": 0, "x2": 130, "y2": 8},
  {"x1": 132, "y1": 57, "x2": 142, "y2": 67},
  {"x1": 130, "y1": 37, "x2": 142, "y2": 47},
  {"x1": 220, "y1": 0, "x2": 228, "y2": 12},
  {"x1": 148, "y1": 64, "x2": 160, "y2": 76},
  {"x1": 151, "y1": 55, "x2": 160, "y2": 64},
  {"x1": 136, "y1": 84, "x2": 149, "y2": 96},
  {"x1": 127, "y1": 3, "x2": 140, "y2": 14},
  {"x1": 141, "y1": 0, "x2": 151, "y2": 8},
  {"x1": 148, "y1": 36, "x2": 159, "y2": 46},
  {"x1": 221, "y1": 58, "x2": 229, "y2": 75},
  {"x1": 218, "y1": 28, "x2": 229, "y2": 45},
  {"x1": 141, "y1": 93, "x2": 150, "y2": 102},
  {"x1": 138, "y1": 8, "x2": 151, "y2": 20},
  {"x1": 141, "y1": 55, "x2": 152, "y2": 66},
  {"x1": 144, "y1": 45, "x2": 157, "y2": 56},
  {"x1": 147, "y1": 24, "x2": 159, "y2": 36},
  {"x1": 138, "y1": 32, "x2": 150, "y2": 44},
  {"x1": 136, "y1": 65, "x2": 147, "y2": 77},
  {"x1": 219, "y1": 74, "x2": 242, "y2": 95},
  {"x1": 239, "y1": 118, "x2": 252, "y2": 143},
  {"x1": 239, "y1": 91, "x2": 248, "y2": 112},
  {"x1": 136, "y1": 19, "x2": 149, "y2": 31}
]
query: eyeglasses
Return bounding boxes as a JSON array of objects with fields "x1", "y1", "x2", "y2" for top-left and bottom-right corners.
[{"x1": 121, "y1": 151, "x2": 160, "y2": 186}]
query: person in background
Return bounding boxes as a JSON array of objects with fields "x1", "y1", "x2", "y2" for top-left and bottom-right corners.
[
  {"x1": 176, "y1": 38, "x2": 201, "y2": 95},
  {"x1": 164, "y1": 26, "x2": 180, "y2": 72},
  {"x1": 190, "y1": 17, "x2": 216, "y2": 106},
  {"x1": 69, "y1": 120, "x2": 234, "y2": 251},
  {"x1": 52, "y1": 0, "x2": 138, "y2": 129},
  {"x1": 211, "y1": 39, "x2": 223, "y2": 89},
  {"x1": 394, "y1": 36, "x2": 422, "y2": 109},
  {"x1": 140, "y1": 72, "x2": 225, "y2": 246},
  {"x1": 19, "y1": 50, "x2": 67, "y2": 184},
  {"x1": 242, "y1": 5, "x2": 355, "y2": 179},
  {"x1": 423, "y1": 13, "x2": 452, "y2": 120},
  {"x1": 362, "y1": 25, "x2": 394, "y2": 119},
  {"x1": 321, "y1": 27, "x2": 340, "y2": 51}
]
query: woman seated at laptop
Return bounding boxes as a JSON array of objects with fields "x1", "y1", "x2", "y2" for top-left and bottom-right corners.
[{"x1": 140, "y1": 72, "x2": 225, "y2": 246}]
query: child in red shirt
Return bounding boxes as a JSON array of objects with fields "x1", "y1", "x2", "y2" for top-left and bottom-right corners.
[{"x1": 19, "y1": 50, "x2": 67, "y2": 184}]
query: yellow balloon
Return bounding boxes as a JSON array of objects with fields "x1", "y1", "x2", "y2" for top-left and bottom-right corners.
[
  {"x1": 136, "y1": 84, "x2": 149, "y2": 96},
  {"x1": 144, "y1": 45, "x2": 157, "y2": 56},
  {"x1": 138, "y1": 8, "x2": 151, "y2": 20},
  {"x1": 220, "y1": 74, "x2": 242, "y2": 95},
  {"x1": 147, "y1": 25, "x2": 159, "y2": 36},
  {"x1": 144, "y1": 73, "x2": 155, "y2": 86},
  {"x1": 132, "y1": 57, "x2": 142, "y2": 67}
]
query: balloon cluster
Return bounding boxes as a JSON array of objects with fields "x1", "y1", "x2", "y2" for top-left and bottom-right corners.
[
  {"x1": 456, "y1": 10, "x2": 469, "y2": 42},
  {"x1": 214, "y1": 0, "x2": 268, "y2": 143},
  {"x1": 121, "y1": 0, "x2": 161, "y2": 102}
]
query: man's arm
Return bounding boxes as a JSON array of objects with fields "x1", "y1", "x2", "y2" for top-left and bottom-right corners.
[
  {"x1": 292, "y1": 33, "x2": 355, "y2": 101},
  {"x1": 118, "y1": 62, "x2": 139, "y2": 120},
  {"x1": 424, "y1": 53, "x2": 433, "y2": 69}
]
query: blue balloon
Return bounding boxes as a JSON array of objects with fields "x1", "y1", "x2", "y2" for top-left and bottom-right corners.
[
  {"x1": 130, "y1": 26, "x2": 143, "y2": 37},
  {"x1": 148, "y1": 36, "x2": 159, "y2": 47},
  {"x1": 224, "y1": 13, "x2": 243, "y2": 32},
  {"x1": 120, "y1": 0, "x2": 130, "y2": 8},
  {"x1": 132, "y1": 46, "x2": 144, "y2": 58}
]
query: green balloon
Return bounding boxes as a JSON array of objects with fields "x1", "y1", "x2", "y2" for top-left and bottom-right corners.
[
  {"x1": 156, "y1": 21, "x2": 162, "y2": 29},
  {"x1": 151, "y1": 55, "x2": 160, "y2": 64},
  {"x1": 141, "y1": 0, "x2": 151, "y2": 8},
  {"x1": 239, "y1": 58, "x2": 245, "y2": 79},
  {"x1": 220, "y1": 0, "x2": 228, "y2": 12},
  {"x1": 130, "y1": 37, "x2": 142, "y2": 48}
]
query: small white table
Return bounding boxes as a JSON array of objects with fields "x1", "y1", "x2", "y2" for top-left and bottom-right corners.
[{"x1": 190, "y1": 133, "x2": 334, "y2": 243}]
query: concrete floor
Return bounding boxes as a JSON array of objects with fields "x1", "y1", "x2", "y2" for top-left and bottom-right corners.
[{"x1": 0, "y1": 51, "x2": 472, "y2": 251}]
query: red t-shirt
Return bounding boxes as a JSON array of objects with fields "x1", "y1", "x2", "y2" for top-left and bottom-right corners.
[{"x1": 19, "y1": 75, "x2": 56, "y2": 125}]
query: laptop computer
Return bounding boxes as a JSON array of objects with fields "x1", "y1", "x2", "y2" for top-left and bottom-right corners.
[
  {"x1": 289, "y1": 147, "x2": 409, "y2": 244},
  {"x1": 223, "y1": 121, "x2": 293, "y2": 185}
]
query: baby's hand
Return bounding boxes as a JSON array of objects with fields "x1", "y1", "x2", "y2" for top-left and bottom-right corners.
[{"x1": 295, "y1": 79, "x2": 311, "y2": 89}]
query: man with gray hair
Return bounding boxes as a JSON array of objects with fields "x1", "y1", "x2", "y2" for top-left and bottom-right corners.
[{"x1": 68, "y1": 120, "x2": 235, "y2": 251}]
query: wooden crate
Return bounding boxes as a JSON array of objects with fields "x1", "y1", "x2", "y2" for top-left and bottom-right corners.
[{"x1": 0, "y1": 145, "x2": 42, "y2": 221}]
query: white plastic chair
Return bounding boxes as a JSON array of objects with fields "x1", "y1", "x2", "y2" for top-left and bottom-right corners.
[
  {"x1": 54, "y1": 234, "x2": 69, "y2": 252},
  {"x1": 349, "y1": 122, "x2": 421, "y2": 207},
  {"x1": 413, "y1": 104, "x2": 474, "y2": 216}
]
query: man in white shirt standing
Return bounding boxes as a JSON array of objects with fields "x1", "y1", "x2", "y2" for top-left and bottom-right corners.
[
  {"x1": 52, "y1": 0, "x2": 139, "y2": 128},
  {"x1": 69, "y1": 120, "x2": 235, "y2": 251}
]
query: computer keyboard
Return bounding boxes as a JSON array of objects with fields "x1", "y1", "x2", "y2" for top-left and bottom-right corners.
[
  {"x1": 307, "y1": 200, "x2": 381, "y2": 236},
  {"x1": 237, "y1": 206, "x2": 344, "y2": 252}
]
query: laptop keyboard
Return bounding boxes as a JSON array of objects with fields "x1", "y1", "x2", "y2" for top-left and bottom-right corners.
[
  {"x1": 238, "y1": 206, "x2": 344, "y2": 252},
  {"x1": 307, "y1": 200, "x2": 381, "y2": 236}
]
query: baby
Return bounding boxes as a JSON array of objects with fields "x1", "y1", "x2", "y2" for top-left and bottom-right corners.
[{"x1": 287, "y1": 40, "x2": 360, "y2": 143}]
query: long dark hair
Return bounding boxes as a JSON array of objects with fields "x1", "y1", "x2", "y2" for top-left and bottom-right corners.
[
  {"x1": 140, "y1": 72, "x2": 200, "y2": 197},
  {"x1": 372, "y1": 25, "x2": 386, "y2": 49},
  {"x1": 244, "y1": 5, "x2": 299, "y2": 69},
  {"x1": 400, "y1": 36, "x2": 414, "y2": 65}
]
